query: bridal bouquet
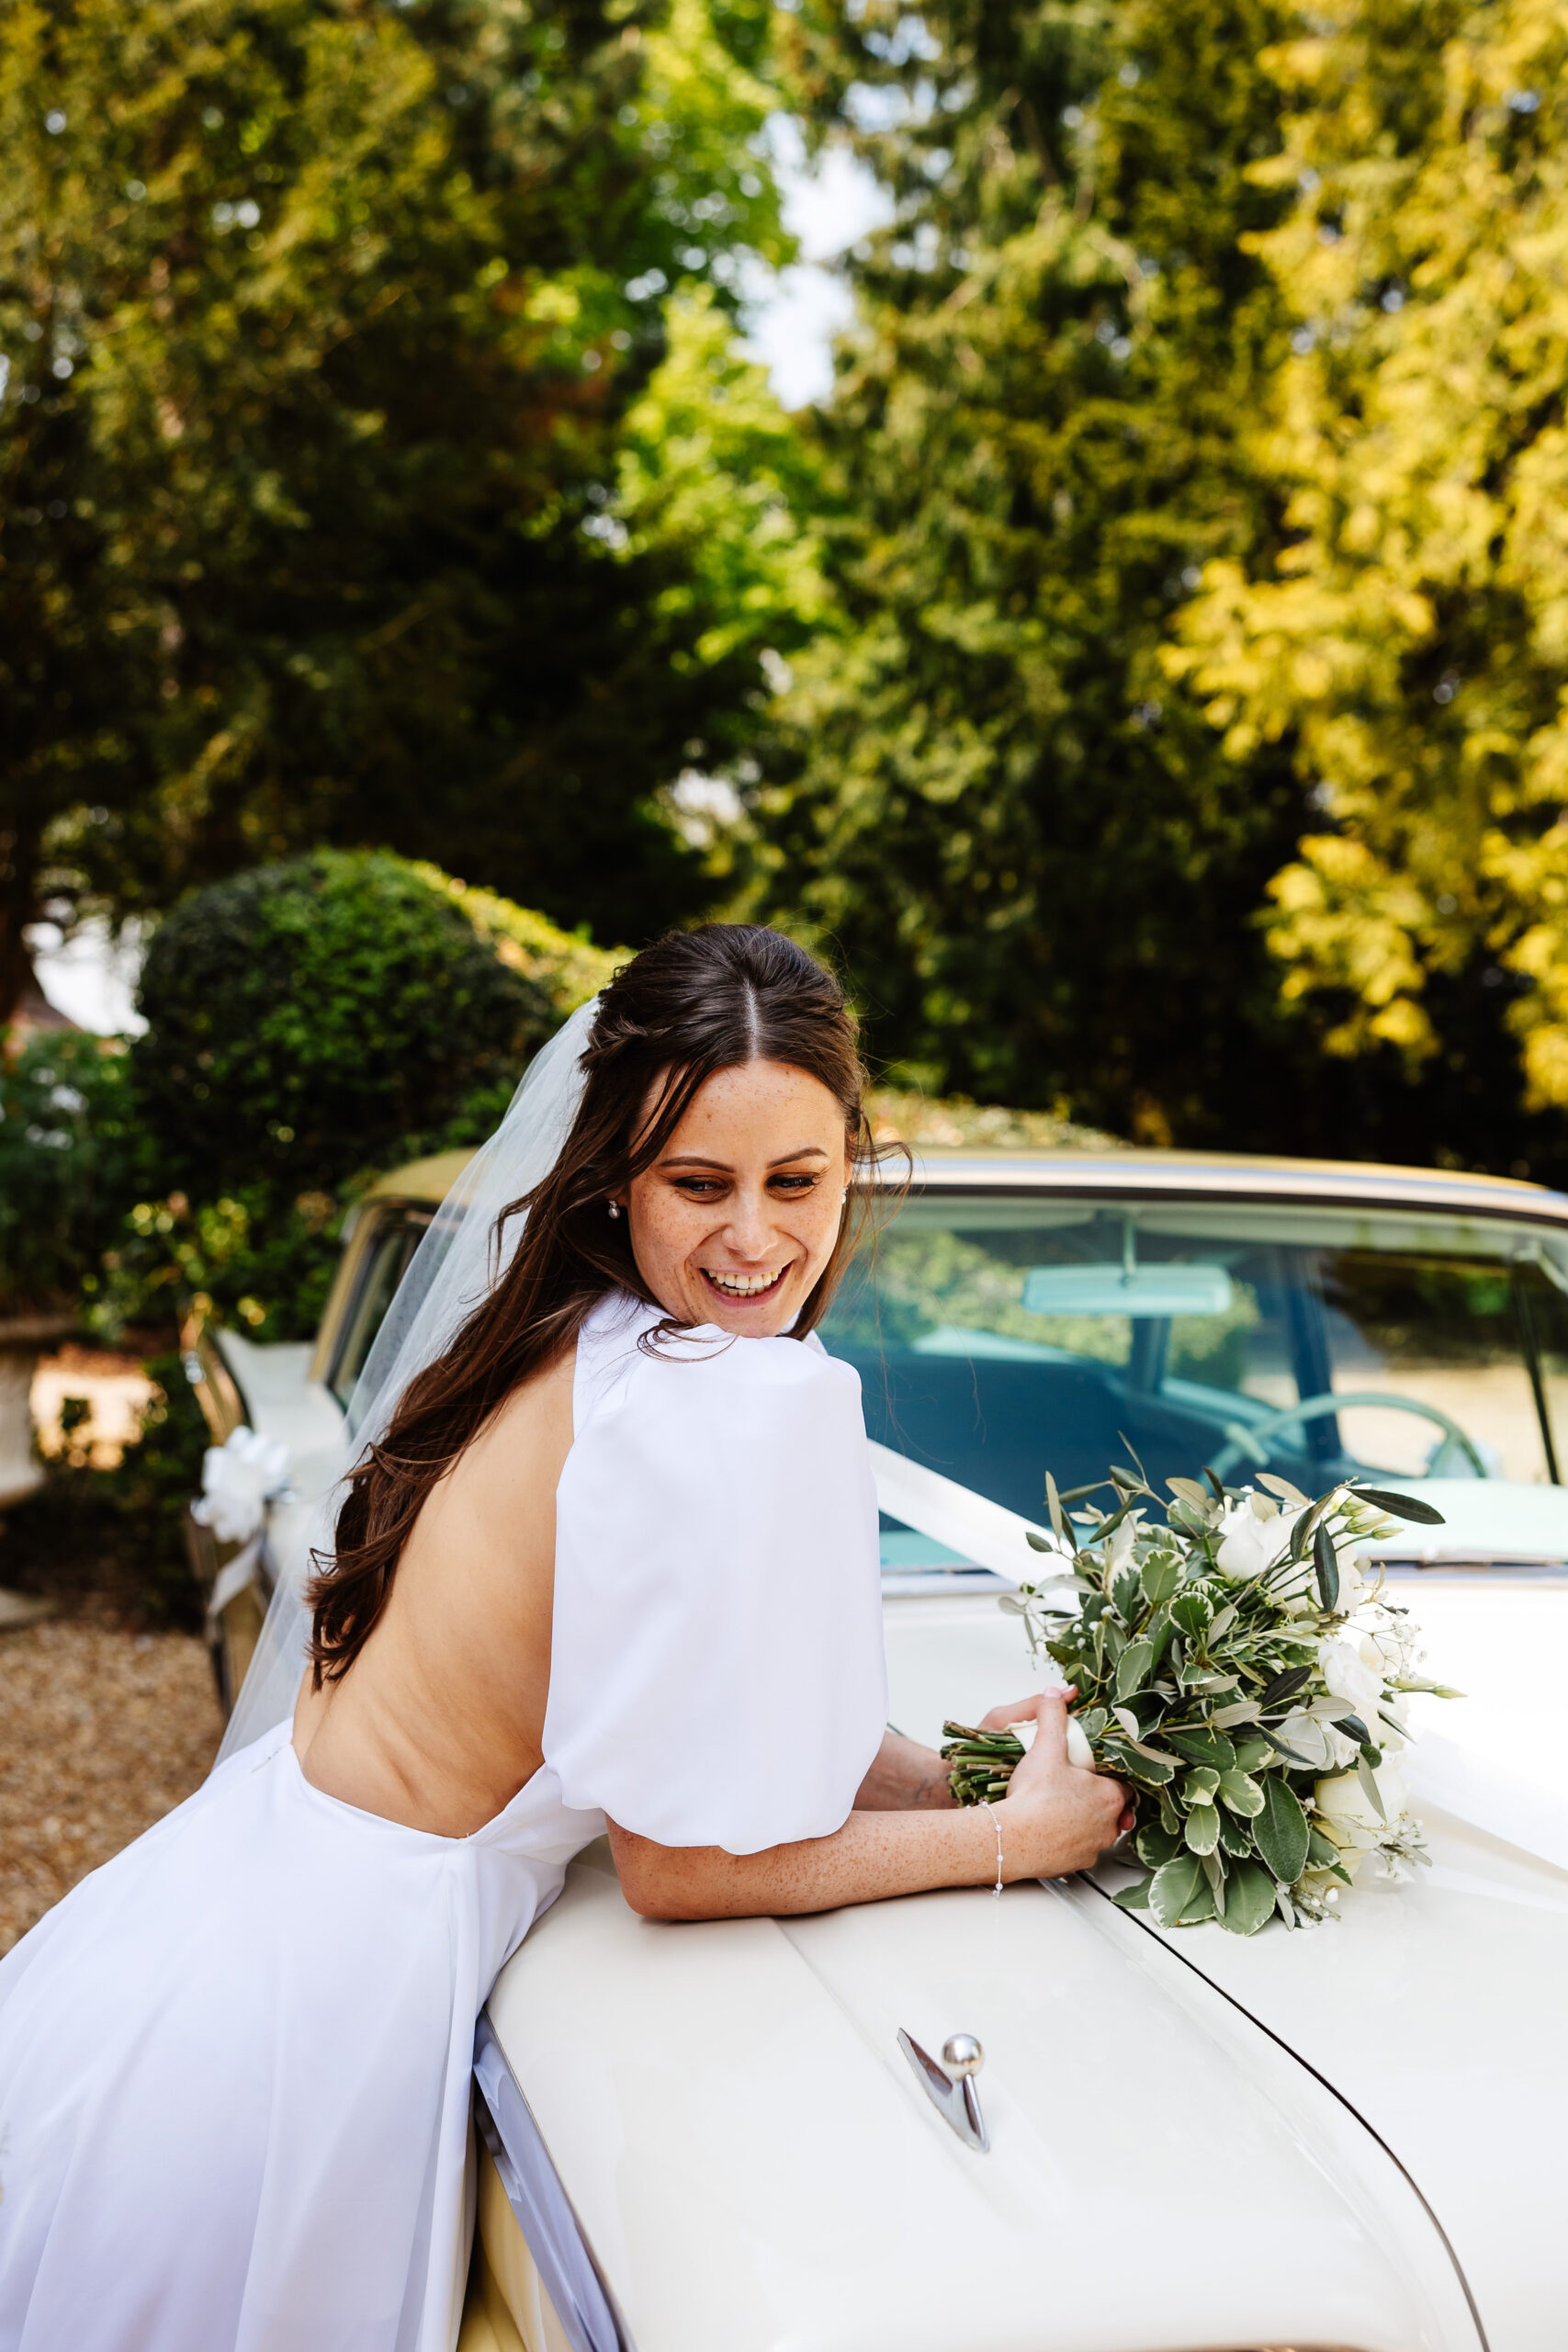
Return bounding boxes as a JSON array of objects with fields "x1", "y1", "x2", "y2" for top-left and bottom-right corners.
[{"x1": 942, "y1": 1462, "x2": 1459, "y2": 1934}]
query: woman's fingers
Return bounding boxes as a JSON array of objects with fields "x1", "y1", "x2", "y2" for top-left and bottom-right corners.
[{"x1": 976, "y1": 1686, "x2": 1075, "y2": 1735}]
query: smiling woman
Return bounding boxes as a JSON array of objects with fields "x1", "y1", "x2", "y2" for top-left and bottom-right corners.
[
  {"x1": 0, "y1": 925, "x2": 1126, "y2": 2352},
  {"x1": 616, "y1": 1060, "x2": 851, "y2": 1329}
]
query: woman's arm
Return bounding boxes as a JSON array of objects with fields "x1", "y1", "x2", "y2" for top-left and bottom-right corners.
[
  {"x1": 853, "y1": 1728, "x2": 959, "y2": 1812},
  {"x1": 611, "y1": 1691, "x2": 1128, "y2": 1921}
]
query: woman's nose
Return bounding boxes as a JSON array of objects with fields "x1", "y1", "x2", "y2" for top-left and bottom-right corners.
[{"x1": 723, "y1": 1188, "x2": 773, "y2": 1258}]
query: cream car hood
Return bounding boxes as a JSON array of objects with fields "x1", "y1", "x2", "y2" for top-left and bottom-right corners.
[
  {"x1": 488, "y1": 1581, "x2": 1568, "y2": 2352},
  {"x1": 884, "y1": 1582, "x2": 1568, "y2": 2352},
  {"x1": 490, "y1": 1842, "x2": 1482, "y2": 2352}
]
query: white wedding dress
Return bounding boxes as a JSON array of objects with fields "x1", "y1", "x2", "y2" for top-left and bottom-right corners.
[{"x1": 0, "y1": 1292, "x2": 886, "y2": 2352}]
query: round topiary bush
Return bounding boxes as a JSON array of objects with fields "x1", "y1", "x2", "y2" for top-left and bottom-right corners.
[{"x1": 130, "y1": 851, "x2": 553, "y2": 1198}]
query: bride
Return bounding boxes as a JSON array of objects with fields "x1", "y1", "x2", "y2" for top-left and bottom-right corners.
[{"x1": 0, "y1": 922, "x2": 1127, "y2": 2351}]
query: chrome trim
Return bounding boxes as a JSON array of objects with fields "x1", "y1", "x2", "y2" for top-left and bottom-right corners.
[
  {"x1": 897, "y1": 2027, "x2": 989, "y2": 2154},
  {"x1": 858, "y1": 1149, "x2": 1568, "y2": 1227},
  {"x1": 472, "y1": 2012, "x2": 634, "y2": 2352}
]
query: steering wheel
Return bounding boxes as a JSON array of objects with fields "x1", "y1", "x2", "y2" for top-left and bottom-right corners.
[{"x1": 1206, "y1": 1389, "x2": 1489, "y2": 1484}]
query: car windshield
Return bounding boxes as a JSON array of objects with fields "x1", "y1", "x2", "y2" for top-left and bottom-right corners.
[{"x1": 818, "y1": 1192, "x2": 1568, "y2": 1567}]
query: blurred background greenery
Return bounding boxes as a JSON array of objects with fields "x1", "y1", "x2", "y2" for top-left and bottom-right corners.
[{"x1": 6, "y1": 0, "x2": 1568, "y2": 1611}]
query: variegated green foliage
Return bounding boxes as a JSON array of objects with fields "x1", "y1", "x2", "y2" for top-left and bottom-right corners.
[{"x1": 942, "y1": 1461, "x2": 1455, "y2": 1931}]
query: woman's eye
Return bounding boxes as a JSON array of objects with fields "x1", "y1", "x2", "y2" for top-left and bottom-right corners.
[{"x1": 770, "y1": 1174, "x2": 818, "y2": 1194}]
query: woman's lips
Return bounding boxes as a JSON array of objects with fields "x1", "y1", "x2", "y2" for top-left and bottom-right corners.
[{"x1": 700, "y1": 1264, "x2": 789, "y2": 1302}]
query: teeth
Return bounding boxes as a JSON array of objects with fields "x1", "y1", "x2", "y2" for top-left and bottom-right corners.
[{"x1": 706, "y1": 1268, "x2": 782, "y2": 1296}]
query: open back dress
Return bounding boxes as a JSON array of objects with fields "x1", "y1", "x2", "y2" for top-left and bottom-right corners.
[{"x1": 0, "y1": 1292, "x2": 886, "y2": 2352}]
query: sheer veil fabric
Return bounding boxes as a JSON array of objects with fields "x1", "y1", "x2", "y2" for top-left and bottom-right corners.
[
  {"x1": 220, "y1": 997, "x2": 603, "y2": 1758},
  {"x1": 0, "y1": 984, "x2": 893, "y2": 2352}
]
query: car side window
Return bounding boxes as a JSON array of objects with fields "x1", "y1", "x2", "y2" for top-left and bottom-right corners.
[{"x1": 327, "y1": 1209, "x2": 432, "y2": 1410}]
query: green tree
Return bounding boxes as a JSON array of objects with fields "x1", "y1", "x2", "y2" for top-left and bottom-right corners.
[
  {"x1": 1168, "y1": 0, "x2": 1568, "y2": 1158},
  {"x1": 749, "y1": 0, "x2": 1310, "y2": 1140},
  {"x1": 0, "y1": 0, "x2": 789, "y2": 1013}
]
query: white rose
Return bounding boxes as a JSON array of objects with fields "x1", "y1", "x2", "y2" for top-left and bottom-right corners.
[
  {"x1": 1215, "y1": 1498, "x2": 1292, "y2": 1578},
  {"x1": 1008, "y1": 1713, "x2": 1097, "y2": 1770},
  {"x1": 1318, "y1": 1637, "x2": 1383, "y2": 1719},
  {"x1": 1314, "y1": 1761, "x2": 1408, "y2": 1875}
]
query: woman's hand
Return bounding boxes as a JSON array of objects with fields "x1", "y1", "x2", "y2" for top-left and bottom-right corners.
[
  {"x1": 610, "y1": 1688, "x2": 1131, "y2": 1922},
  {"x1": 988, "y1": 1688, "x2": 1131, "y2": 1880}
]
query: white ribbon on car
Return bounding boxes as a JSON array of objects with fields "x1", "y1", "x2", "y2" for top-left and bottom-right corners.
[
  {"x1": 193, "y1": 1427, "x2": 290, "y2": 1634},
  {"x1": 868, "y1": 1442, "x2": 1065, "y2": 1586},
  {"x1": 869, "y1": 1441, "x2": 1568, "y2": 1884}
]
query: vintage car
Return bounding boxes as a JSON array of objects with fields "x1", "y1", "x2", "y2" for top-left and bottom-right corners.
[{"x1": 185, "y1": 1139, "x2": 1568, "y2": 2352}]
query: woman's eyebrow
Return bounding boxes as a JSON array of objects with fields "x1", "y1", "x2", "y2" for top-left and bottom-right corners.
[{"x1": 659, "y1": 1145, "x2": 830, "y2": 1170}]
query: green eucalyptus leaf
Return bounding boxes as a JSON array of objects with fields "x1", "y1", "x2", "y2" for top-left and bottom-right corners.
[
  {"x1": 1306, "y1": 1825, "x2": 1344, "y2": 1870},
  {"x1": 1102, "y1": 1737, "x2": 1177, "y2": 1787},
  {"x1": 1142, "y1": 1551, "x2": 1181, "y2": 1608},
  {"x1": 1166, "y1": 1726, "x2": 1236, "y2": 1771},
  {"x1": 1181, "y1": 1765, "x2": 1222, "y2": 1805},
  {"x1": 1113, "y1": 1640, "x2": 1155, "y2": 1702},
  {"x1": 1217, "y1": 1809, "x2": 1256, "y2": 1859},
  {"x1": 1217, "y1": 1768, "x2": 1266, "y2": 1818},
  {"x1": 1217, "y1": 1860, "x2": 1278, "y2": 1936},
  {"x1": 1259, "y1": 1664, "x2": 1312, "y2": 1710},
  {"x1": 1183, "y1": 1802, "x2": 1222, "y2": 1855},
  {"x1": 1258, "y1": 1473, "x2": 1308, "y2": 1505},
  {"x1": 1352, "y1": 1486, "x2": 1447, "y2": 1526},
  {"x1": 1135, "y1": 1822, "x2": 1181, "y2": 1869},
  {"x1": 1179, "y1": 1875, "x2": 1217, "y2": 1925},
  {"x1": 1167, "y1": 1476, "x2": 1211, "y2": 1511},
  {"x1": 1255, "y1": 1779, "x2": 1311, "y2": 1883},
  {"x1": 1233, "y1": 1736, "x2": 1271, "y2": 1772},
  {"x1": 1111, "y1": 1872, "x2": 1153, "y2": 1910},
  {"x1": 1169, "y1": 1589, "x2": 1214, "y2": 1640},
  {"x1": 1149, "y1": 1853, "x2": 1203, "y2": 1928},
  {"x1": 1314, "y1": 1521, "x2": 1339, "y2": 1611},
  {"x1": 1201, "y1": 1848, "x2": 1228, "y2": 1916},
  {"x1": 1111, "y1": 1568, "x2": 1143, "y2": 1623},
  {"x1": 1356, "y1": 1752, "x2": 1387, "y2": 1822}
]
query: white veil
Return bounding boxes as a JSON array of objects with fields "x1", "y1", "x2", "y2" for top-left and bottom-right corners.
[{"x1": 218, "y1": 998, "x2": 600, "y2": 1760}]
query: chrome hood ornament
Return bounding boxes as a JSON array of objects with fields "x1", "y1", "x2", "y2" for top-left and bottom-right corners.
[{"x1": 897, "y1": 2028, "x2": 989, "y2": 2154}]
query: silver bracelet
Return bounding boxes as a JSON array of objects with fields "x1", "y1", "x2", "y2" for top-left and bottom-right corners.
[{"x1": 978, "y1": 1798, "x2": 1004, "y2": 1897}]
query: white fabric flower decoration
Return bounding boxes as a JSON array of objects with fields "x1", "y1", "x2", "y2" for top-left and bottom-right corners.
[{"x1": 192, "y1": 1426, "x2": 291, "y2": 1545}]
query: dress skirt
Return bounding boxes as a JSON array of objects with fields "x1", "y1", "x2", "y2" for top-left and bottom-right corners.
[{"x1": 0, "y1": 1723, "x2": 602, "y2": 2352}]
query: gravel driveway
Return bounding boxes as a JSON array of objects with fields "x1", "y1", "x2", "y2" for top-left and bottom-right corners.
[{"x1": 0, "y1": 1619, "x2": 222, "y2": 1953}]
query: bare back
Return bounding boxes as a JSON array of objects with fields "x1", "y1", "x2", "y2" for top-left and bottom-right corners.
[{"x1": 293, "y1": 1345, "x2": 576, "y2": 1837}]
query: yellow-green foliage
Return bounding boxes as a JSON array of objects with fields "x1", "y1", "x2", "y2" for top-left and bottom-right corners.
[
  {"x1": 1168, "y1": 0, "x2": 1568, "y2": 1104},
  {"x1": 410, "y1": 865, "x2": 626, "y2": 1019}
]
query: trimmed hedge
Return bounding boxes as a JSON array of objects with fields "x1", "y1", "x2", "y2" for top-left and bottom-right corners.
[{"x1": 129, "y1": 850, "x2": 555, "y2": 1199}]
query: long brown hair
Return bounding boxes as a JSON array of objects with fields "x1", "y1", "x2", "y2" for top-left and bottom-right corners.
[{"x1": 307, "y1": 923, "x2": 886, "y2": 1686}]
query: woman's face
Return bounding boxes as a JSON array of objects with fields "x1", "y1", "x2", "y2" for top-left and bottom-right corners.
[{"x1": 621, "y1": 1059, "x2": 853, "y2": 1335}]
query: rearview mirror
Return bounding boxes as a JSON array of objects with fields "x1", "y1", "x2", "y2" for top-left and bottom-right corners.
[{"x1": 1021, "y1": 1264, "x2": 1233, "y2": 1318}]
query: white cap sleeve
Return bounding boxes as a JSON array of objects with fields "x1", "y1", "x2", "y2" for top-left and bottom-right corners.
[{"x1": 542, "y1": 1294, "x2": 887, "y2": 1854}]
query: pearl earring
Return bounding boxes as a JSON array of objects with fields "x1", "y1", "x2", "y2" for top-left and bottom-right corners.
[{"x1": 607, "y1": 1201, "x2": 623, "y2": 1220}]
